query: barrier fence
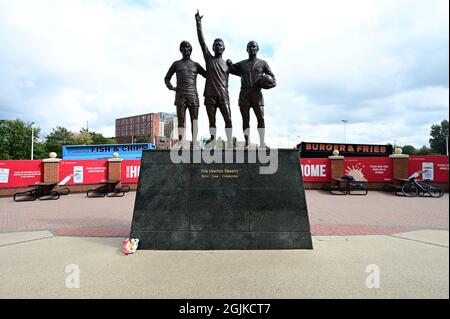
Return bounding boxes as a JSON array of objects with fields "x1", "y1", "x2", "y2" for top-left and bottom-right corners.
[
  {"x1": 0, "y1": 160, "x2": 43, "y2": 187},
  {"x1": 59, "y1": 160, "x2": 109, "y2": 185},
  {"x1": 343, "y1": 157, "x2": 393, "y2": 182},
  {"x1": 0, "y1": 155, "x2": 448, "y2": 195},
  {"x1": 408, "y1": 155, "x2": 449, "y2": 183},
  {"x1": 121, "y1": 160, "x2": 141, "y2": 183},
  {"x1": 300, "y1": 158, "x2": 331, "y2": 182}
]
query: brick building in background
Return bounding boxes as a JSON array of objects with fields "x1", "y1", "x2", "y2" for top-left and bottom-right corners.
[{"x1": 115, "y1": 113, "x2": 160, "y2": 144}]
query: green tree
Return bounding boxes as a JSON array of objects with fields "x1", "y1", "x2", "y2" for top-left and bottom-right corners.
[
  {"x1": 429, "y1": 120, "x2": 449, "y2": 155},
  {"x1": 401, "y1": 145, "x2": 417, "y2": 155},
  {"x1": 0, "y1": 119, "x2": 45, "y2": 159},
  {"x1": 45, "y1": 126, "x2": 75, "y2": 157},
  {"x1": 105, "y1": 137, "x2": 117, "y2": 144},
  {"x1": 32, "y1": 139, "x2": 47, "y2": 159},
  {"x1": 416, "y1": 145, "x2": 436, "y2": 155},
  {"x1": 135, "y1": 136, "x2": 150, "y2": 143},
  {"x1": 89, "y1": 131, "x2": 110, "y2": 144},
  {"x1": 72, "y1": 128, "x2": 93, "y2": 145},
  {"x1": 216, "y1": 137, "x2": 226, "y2": 149}
]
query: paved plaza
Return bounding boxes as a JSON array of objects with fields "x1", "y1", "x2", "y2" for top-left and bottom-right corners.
[
  {"x1": 0, "y1": 190, "x2": 447, "y2": 236},
  {"x1": 0, "y1": 190, "x2": 448, "y2": 298}
]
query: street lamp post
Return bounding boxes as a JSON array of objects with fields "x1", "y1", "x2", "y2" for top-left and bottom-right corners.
[
  {"x1": 342, "y1": 120, "x2": 348, "y2": 143},
  {"x1": 446, "y1": 135, "x2": 449, "y2": 156},
  {"x1": 30, "y1": 122, "x2": 35, "y2": 160}
]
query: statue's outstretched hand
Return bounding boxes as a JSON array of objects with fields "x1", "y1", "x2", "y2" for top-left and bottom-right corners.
[
  {"x1": 226, "y1": 59, "x2": 233, "y2": 66},
  {"x1": 195, "y1": 10, "x2": 203, "y2": 22}
]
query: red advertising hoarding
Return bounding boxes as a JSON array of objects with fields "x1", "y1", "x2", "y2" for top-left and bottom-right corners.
[
  {"x1": 408, "y1": 156, "x2": 449, "y2": 182},
  {"x1": 59, "y1": 160, "x2": 108, "y2": 185},
  {"x1": 300, "y1": 158, "x2": 331, "y2": 182},
  {"x1": 121, "y1": 160, "x2": 141, "y2": 183},
  {"x1": 344, "y1": 157, "x2": 393, "y2": 182},
  {"x1": 0, "y1": 160, "x2": 43, "y2": 188}
]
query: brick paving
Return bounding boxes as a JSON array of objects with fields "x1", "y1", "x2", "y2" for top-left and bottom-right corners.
[
  {"x1": 54, "y1": 227, "x2": 131, "y2": 237},
  {"x1": 306, "y1": 190, "x2": 449, "y2": 231},
  {"x1": 0, "y1": 191, "x2": 447, "y2": 236}
]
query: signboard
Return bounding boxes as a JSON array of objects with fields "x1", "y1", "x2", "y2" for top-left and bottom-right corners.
[
  {"x1": 344, "y1": 157, "x2": 393, "y2": 182},
  {"x1": 408, "y1": 156, "x2": 449, "y2": 182},
  {"x1": 0, "y1": 160, "x2": 43, "y2": 188},
  {"x1": 62, "y1": 143, "x2": 155, "y2": 160},
  {"x1": 59, "y1": 160, "x2": 108, "y2": 185},
  {"x1": 121, "y1": 160, "x2": 141, "y2": 183},
  {"x1": 298, "y1": 142, "x2": 392, "y2": 158},
  {"x1": 300, "y1": 158, "x2": 331, "y2": 182}
]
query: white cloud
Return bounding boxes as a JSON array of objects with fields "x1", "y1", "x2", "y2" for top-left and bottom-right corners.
[{"x1": 0, "y1": 0, "x2": 448, "y2": 148}]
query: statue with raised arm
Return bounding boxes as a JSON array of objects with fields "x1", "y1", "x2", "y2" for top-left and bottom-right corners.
[
  {"x1": 228, "y1": 41, "x2": 276, "y2": 148},
  {"x1": 195, "y1": 10, "x2": 233, "y2": 149},
  {"x1": 164, "y1": 40, "x2": 207, "y2": 149}
]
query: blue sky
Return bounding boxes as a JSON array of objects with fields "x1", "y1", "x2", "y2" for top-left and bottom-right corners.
[{"x1": 0, "y1": 0, "x2": 448, "y2": 149}]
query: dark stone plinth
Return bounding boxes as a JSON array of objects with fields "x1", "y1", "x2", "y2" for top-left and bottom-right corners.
[{"x1": 130, "y1": 149, "x2": 313, "y2": 249}]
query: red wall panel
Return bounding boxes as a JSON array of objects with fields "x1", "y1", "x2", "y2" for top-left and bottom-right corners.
[
  {"x1": 0, "y1": 160, "x2": 43, "y2": 188},
  {"x1": 59, "y1": 160, "x2": 108, "y2": 185}
]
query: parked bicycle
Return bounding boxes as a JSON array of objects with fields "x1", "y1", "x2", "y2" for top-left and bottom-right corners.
[{"x1": 401, "y1": 178, "x2": 444, "y2": 198}]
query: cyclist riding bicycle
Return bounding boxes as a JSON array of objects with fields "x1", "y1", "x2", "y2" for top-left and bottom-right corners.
[
  {"x1": 403, "y1": 169, "x2": 443, "y2": 198},
  {"x1": 408, "y1": 169, "x2": 432, "y2": 189},
  {"x1": 408, "y1": 169, "x2": 423, "y2": 181}
]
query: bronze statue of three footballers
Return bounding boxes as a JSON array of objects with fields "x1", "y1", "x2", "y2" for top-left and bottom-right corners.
[{"x1": 165, "y1": 10, "x2": 276, "y2": 149}]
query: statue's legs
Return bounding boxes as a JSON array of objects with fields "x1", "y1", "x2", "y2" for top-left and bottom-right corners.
[
  {"x1": 205, "y1": 103, "x2": 217, "y2": 144},
  {"x1": 187, "y1": 104, "x2": 199, "y2": 148},
  {"x1": 253, "y1": 105, "x2": 265, "y2": 147},
  {"x1": 240, "y1": 106, "x2": 250, "y2": 147},
  {"x1": 218, "y1": 103, "x2": 233, "y2": 148},
  {"x1": 176, "y1": 104, "x2": 187, "y2": 142},
  {"x1": 240, "y1": 105, "x2": 265, "y2": 148}
]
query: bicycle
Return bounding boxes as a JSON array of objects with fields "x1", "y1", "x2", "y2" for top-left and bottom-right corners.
[{"x1": 401, "y1": 178, "x2": 444, "y2": 198}]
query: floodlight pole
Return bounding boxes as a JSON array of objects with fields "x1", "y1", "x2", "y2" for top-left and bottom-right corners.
[
  {"x1": 342, "y1": 120, "x2": 348, "y2": 143},
  {"x1": 30, "y1": 122, "x2": 35, "y2": 160}
]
